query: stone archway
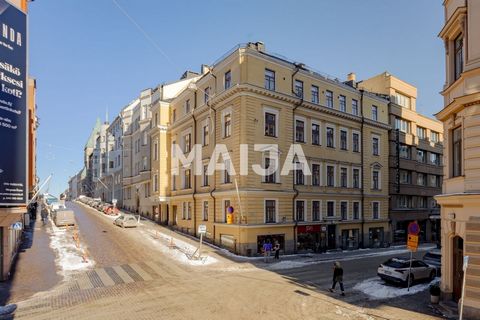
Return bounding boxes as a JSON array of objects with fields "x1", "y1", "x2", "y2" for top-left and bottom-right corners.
[{"x1": 452, "y1": 235, "x2": 464, "y2": 302}]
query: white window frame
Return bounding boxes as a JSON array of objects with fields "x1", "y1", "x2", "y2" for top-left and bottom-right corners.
[
  {"x1": 340, "y1": 166, "x2": 349, "y2": 188},
  {"x1": 340, "y1": 200, "x2": 349, "y2": 220},
  {"x1": 326, "y1": 124, "x2": 336, "y2": 148},
  {"x1": 311, "y1": 161, "x2": 322, "y2": 186},
  {"x1": 372, "y1": 168, "x2": 381, "y2": 190},
  {"x1": 202, "y1": 118, "x2": 210, "y2": 147},
  {"x1": 295, "y1": 199, "x2": 306, "y2": 222},
  {"x1": 340, "y1": 127, "x2": 348, "y2": 151},
  {"x1": 352, "y1": 130, "x2": 361, "y2": 152},
  {"x1": 262, "y1": 154, "x2": 280, "y2": 183},
  {"x1": 372, "y1": 134, "x2": 380, "y2": 156},
  {"x1": 352, "y1": 167, "x2": 362, "y2": 188},
  {"x1": 295, "y1": 115, "x2": 307, "y2": 143},
  {"x1": 326, "y1": 200, "x2": 336, "y2": 218},
  {"x1": 311, "y1": 200, "x2": 322, "y2": 221},
  {"x1": 263, "y1": 106, "x2": 279, "y2": 138},
  {"x1": 371, "y1": 201, "x2": 380, "y2": 220},
  {"x1": 326, "y1": 164, "x2": 336, "y2": 187},
  {"x1": 352, "y1": 201, "x2": 361, "y2": 220},
  {"x1": 221, "y1": 107, "x2": 232, "y2": 139},
  {"x1": 264, "y1": 199, "x2": 278, "y2": 224},
  {"x1": 311, "y1": 120, "x2": 321, "y2": 146}
]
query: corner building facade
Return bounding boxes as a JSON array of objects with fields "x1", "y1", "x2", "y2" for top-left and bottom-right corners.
[{"x1": 168, "y1": 43, "x2": 390, "y2": 255}]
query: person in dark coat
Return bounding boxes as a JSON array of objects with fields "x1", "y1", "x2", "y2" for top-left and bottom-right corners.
[
  {"x1": 273, "y1": 241, "x2": 280, "y2": 260},
  {"x1": 329, "y1": 261, "x2": 345, "y2": 296}
]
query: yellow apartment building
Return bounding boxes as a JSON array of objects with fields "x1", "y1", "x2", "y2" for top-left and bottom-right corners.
[
  {"x1": 435, "y1": 0, "x2": 480, "y2": 317},
  {"x1": 168, "y1": 42, "x2": 390, "y2": 255},
  {"x1": 359, "y1": 72, "x2": 444, "y2": 244}
]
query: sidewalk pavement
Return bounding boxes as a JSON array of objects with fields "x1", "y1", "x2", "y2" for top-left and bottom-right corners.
[
  {"x1": 130, "y1": 212, "x2": 437, "y2": 268},
  {"x1": 0, "y1": 210, "x2": 61, "y2": 305}
]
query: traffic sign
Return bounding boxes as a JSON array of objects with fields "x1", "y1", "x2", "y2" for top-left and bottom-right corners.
[
  {"x1": 408, "y1": 221, "x2": 420, "y2": 235},
  {"x1": 198, "y1": 224, "x2": 207, "y2": 235},
  {"x1": 407, "y1": 234, "x2": 419, "y2": 251}
]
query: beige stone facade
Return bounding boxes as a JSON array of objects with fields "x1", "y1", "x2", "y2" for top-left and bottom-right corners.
[
  {"x1": 167, "y1": 43, "x2": 390, "y2": 255},
  {"x1": 359, "y1": 72, "x2": 444, "y2": 244},
  {"x1": 436, "y1": 0, "x2": 480, "y2": 317}
]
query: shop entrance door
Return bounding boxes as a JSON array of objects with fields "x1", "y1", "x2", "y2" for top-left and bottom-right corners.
[{"x1": 327, "y1": 225, "x2": 336, "y2": 249}]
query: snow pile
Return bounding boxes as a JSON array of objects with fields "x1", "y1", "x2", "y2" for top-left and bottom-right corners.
[
  {"x1": 139, "y1": 229, "x2": 218, "y2": 266},
  {"x1": 265, "y1": 260, "x2": 312, "y2": 270},
  {"x1": 47, "y1": 223, "x2": 95, "y2": 277},
  {"x1": 354, "y1": 277, "x2": 437, "y2": 300}
]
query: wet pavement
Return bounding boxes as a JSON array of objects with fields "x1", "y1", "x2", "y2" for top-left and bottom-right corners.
[{"x1": 0, "y1": 211, "x2": 61, "y2": 304}]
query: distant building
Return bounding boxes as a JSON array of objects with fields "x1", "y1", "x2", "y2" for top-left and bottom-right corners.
[{"x1": 359, "y1": 72, "x2": 443, "y2": 244}]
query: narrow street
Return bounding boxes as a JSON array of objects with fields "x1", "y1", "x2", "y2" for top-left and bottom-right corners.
[{"x1": 4, "y1": 202, "x2": 442, "y2": 320}]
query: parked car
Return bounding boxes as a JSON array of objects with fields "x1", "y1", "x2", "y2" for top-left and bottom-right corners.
[
  {"x1": 423, "y1": 249, "x2": 441, "y2": 275},
  {"x1": 377, "y1": 257, "x2": 436, "y2": 286},
  {"x1": 103, "y1": 205, "x2": 119, "y2": 215},
  {"x1": 113, "y1": 214, "x2": 138, "y2": 228}
]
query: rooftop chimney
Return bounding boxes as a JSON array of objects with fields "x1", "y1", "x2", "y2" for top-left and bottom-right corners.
[{"x1": 347, "y1": 72, "x2": 356, "y2": 82}]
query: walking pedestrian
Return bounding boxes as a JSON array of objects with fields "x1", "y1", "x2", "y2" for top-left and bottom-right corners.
[
  {"x1": 274, "y1": 241, "x2": 280, "y2": 260},
  {"x1": 329, "y1": 261, "x2": 345, "y2": 296},
  {"x1": 263, "y1": 241, "x2": 272, "y2": 263}
]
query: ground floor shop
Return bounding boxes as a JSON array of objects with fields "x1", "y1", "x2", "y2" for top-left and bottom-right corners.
[
  {"x1": 0, "y1": 208, "x2": 26, "y2": 281},
  {"x1": 390, "y1": 210, "x2": 441, "y2": 244}
]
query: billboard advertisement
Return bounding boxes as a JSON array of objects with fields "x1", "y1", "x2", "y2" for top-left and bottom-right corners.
[{"x1": 0, "y1": 0, "x2": 27, "y2": 205}]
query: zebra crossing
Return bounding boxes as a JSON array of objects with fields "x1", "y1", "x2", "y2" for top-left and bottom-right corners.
[{"x1": 69, "y1": 260, "x2": 170, "y2": 292}]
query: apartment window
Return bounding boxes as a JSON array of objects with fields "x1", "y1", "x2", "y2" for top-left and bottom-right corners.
[
  {"x1": 172, "y1": 109, "x2": 176, "y2": 122},
  {"x1": 143, "y1": 131, "x2": 148, "y2": 145},
  {"x1": 399, "y1": 144, "x2": 410, "y2": 159},
  {"x1": 454, "y1": 34, "x2": 463, "y2": 81},
  {"x1": 327, "y1": 201, "x2": 335, "y2": 217},
  {"x1": 264, "y1": 157, "x2": 276, "y2": 183},
  {"x1": 340, "y1": 167, "x2": 347, "y2": 188},
  {"x1": 339, "y1": 130, "x2": 347, "y2": 150},
  {"x1": 203, "y1": 124, "x2": 209, "y2": 146},
  {"x1": 294, "y1": 80, "x2": 303, "y2": 98},
  {"x1": 371, "y1": 105, "x2": 378, "y2": 121},
  {"x1": 418, "y1": 197, "x2": 427, "y2": 209},
  {"x1": 204, "y1": 87, "x2": 210, "y2": 104},
  {"x1": 184, "y1": 133, "x2": 191, "y2": 153},
  {"x1": 265, "y1": 69, "x2": 275, "y2": 91},
  {"x1": 153, "y1": 174, "x2": 158, "y2": 192},
  {"x1": 325, "y1": 90, "x2": 333, "y2": 108},
  {"x1": 265, "y1": 112, "x2": 276, "y2": 137},
  {"x1": 153, "y1": 142, "x2": 158, "y2": 161},
  {"x1": 353, "y1": 202, "x2": 360, "y2": 220},
  {"x1": 398, "y1": 196, "x2": 412, "y2": 208},
  {"x1": 295, "y1": 119, "x2": 305, "y2": 142},
  {"x1": 295, "y1": 201, "x2": 305, "y2": 221},
  {"x1": 431, "y1": 131, "x2": 439, "y2": 143},
  {"x1": 352, "y1": 132, "x2": 360, "y2": 152},
  {"x1": 372, "y1": 170, "x2": 380, "y2": 190},
  {"x1": 372, "y1": 202, "x2": 379, "y2": 220},
  {"x1": 265, "y1": 200, "x2": 276, "y2": 223},
  {"x1": 339, "y1": 95, "x2": 346, "y2": 112},
  {"x1": 341, "y1": 201, "x2": 348, "y2": 220},
  {"x1": 326, "y1": 127, "x2": 334, "y2": 148},
  {"x1": 295, "y1": 163, "x2": 304, "y2": 185},
  {"x1": 417, "y1": 126, "x2": 426, "y2": 139},
  {"x1": 327, "y1": 165, "x2": 335, "y2": 187},
  {"x1": 311, "y1": 85, "x2": 319, "y2": 104},
  {"x1": 145, "y1": 182, "x2": 150, "y2": 198},
  {"x1": 154, "y1": 113, "x2": 158, "y2": 127},
  {"x1": 142, "y1": 156, "x2": 147, "y2": 170},
  {"x1": 453, "y1": 126, "x2": 462, "y2": 177},
  {"x1": 312, "y1": 201, "x2": 320, "y2": 221},
  {"x1": 224, "y1": 70, "x2": 231, "y2": 90},
  {"x1": 372, "y1": 137, "x2": 379, "y2": 156},
  {"x1": 185, "y1": 99, "x2": 191, "y2": 114},
  {"x1": 352, "y1": 99, "x2": 359, "y2": 116},
  {"x1": 312, "y1": 164, "x2": 320, "y2": 186},
  {"x1": 172, "y1": 175, "x2": 176, "y2": 191},
  {"x1": 417, "y1": 149, "x2": 426, "y2": 163},
  {"x1": 400, "y1": 170, "x2": 411, "y2": 184},
  {"x1": 430, "y1": 152, "x2": 440, "y2": 166},
  {"x1": 353, "y1": 168, "x2": 360, "y2": 188},
  {"x1": 203, "y1": 164, "x2": 209, "y2": 186},
  {"x1": 109, "y1": 161, "x2": 114, "y2": 169},
  {"x1": 224, "y1": 159, "x2": 231, "y2": 184},
  {"x1": 429, "y1": 175, "x2": 441, "y2": 188},
  {"x1": 394, "y1": 92, "x2": 411, "y2": 109},
  {"x1": 312, "y1": 123, "x2": 320, "y2": 145},
  {"x1": 184, "y1": 169, "x2": 191, "y2": 189},
  {"x1": 417, "y1": 173, "x2": 426, "y2": 186},
  {"x1": 203, "y1": 201, "x2": 209, "y2": 221},
  {"x1": 223, "y1": 112, "x2": 231, "y2": 138},
  {"x1": 395, "y1": 117, "x2": 410, "y2": 133},
  {"x1": 223, "y1": 200, "x2": 230, "y2": 222}
]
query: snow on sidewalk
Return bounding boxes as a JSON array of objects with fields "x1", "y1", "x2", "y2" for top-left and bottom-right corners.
[
  {"x1": 139, "y1": 229, "x2": 218, "y2": 267},
  {"x1": 47, "y1": 222, "x2": 95, "y2": 277},
  {"x1": 353, "y1": 277, "x2": 438, "y2": 300}
]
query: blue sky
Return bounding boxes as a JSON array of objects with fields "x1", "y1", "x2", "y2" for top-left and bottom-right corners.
[{"x1": 29, "y1": 0, "x2": 445, "y2": 196}]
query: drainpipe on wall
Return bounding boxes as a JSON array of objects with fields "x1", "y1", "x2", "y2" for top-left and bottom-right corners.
[
  {"x1": 291, "y1": 63, "x2": 303, "y2": 254},
  {"x1": 207, "y1": 70, "x2": 218, "y2": 244},
  {"x1": 191, "y1": 91, "x2": 198, "y2": 237},
  {"x1": 360, "y1": 89, "x2": 365, "y2": 249}
]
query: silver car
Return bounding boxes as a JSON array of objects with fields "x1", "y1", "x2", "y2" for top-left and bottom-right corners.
[
  {"x1": 377, "y1": 257, "x2": 436, "y2": 286},
  {"x1": 113, "y1": 214, "x2": 138, "y2": 228}
]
